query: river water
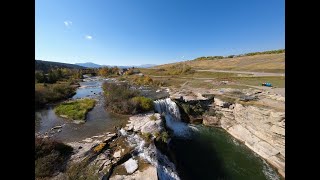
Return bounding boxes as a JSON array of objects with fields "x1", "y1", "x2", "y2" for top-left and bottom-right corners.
[
  {"x1": 154, "y1": 98, "x2": 281, "y2": 180},
  {"x1": 35, "y1": 77, "x2": 128, "y2": 143},
  {"x1": 169, "y1": 126, "x2": 280, "y2": 180},
  {"x1": 35, "y1": 77, "x2": 281, "y2": 180}
]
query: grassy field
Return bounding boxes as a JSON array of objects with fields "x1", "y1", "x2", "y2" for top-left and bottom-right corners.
[
  {"x1": 138, "y1": 68, "x2": 285, "y2": 89},
  {"x1": 54, "y1": 98, "x2": 96, "y2": 120},
  {"x1": 155, "y1": 53, "x2": 285, "y2": 73}
]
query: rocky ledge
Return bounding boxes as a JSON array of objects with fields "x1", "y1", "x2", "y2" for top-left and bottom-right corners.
[
  {"x1": 171, "y1": 87, "x2": 285, "y2": 178},
  {"x1": 203, "y1": 96, "x2": 285, "y2": 178}
]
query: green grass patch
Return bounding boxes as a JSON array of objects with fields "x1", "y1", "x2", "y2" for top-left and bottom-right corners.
[
  {"x1": 231, "y1": 76, "x2": 285, "y2": 88},
  {"x1": 54, "y1": 98, "x2": 96, "y2": 120}
]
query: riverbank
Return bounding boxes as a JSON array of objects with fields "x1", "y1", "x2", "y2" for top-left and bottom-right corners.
[
  {"x1": 35, "y1": 75, "x2": 283, "y2": 179},
  {"x1": 168, "y1": 86, "x2": 285, "y2": 178}
]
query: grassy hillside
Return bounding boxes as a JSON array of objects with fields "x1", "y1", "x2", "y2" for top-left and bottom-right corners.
[
  {"x1": 35, "y1": 60, "x2": 86, "y2": 73},
  {"x1": 155, "y1": 53, "x2": 285, "y2": 73}
]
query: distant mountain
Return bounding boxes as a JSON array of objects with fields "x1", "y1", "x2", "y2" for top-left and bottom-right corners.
[
  {"x1": 73, "y1": 62, "x2": 157, "y2": 69},
  {"x1": 35, "y1": 60, "x2": 85, "y2": 72},
  {"x1": 137, "y1": 64, "x2": 156, "y2": 68},
  {"x1": 75, "y1": 62, "x2": 102, "y2": 68}
]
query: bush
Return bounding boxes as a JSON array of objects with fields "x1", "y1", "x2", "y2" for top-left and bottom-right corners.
[
  {"x1": 125, "y1": 68, "x2": 140, "y2": 75},
  {"x1": 149, "y1": 114, "x2": 157, "y2": 121},
  {"x1": 131, "y1": 96, "x2": 154, "y2": 112},
  {"x1": 35, "y1": 83, "x2": 76, "y2": 109},
  {"x1": 65, "y1": 159, "x2": 99, "y2": 180},
  {"x1": 166, "y1": 64, "x2": 195, "y2": 75},
  {"x1": 103, "y1": 82, "x2": 153, "y2": 114},
  {"x1": 154, "y1": 131, "x2": 169, "y2": 143},
  {"x1": 161, "y1": 131, "x2": 169, "y2": 143},
  {"x1": 54, "y1": 99, "x2": 96, "y2": 120},
  {"x1": 132, "y1": 75, "x2": 165, "y2": 86},
  {"x1": 35, "y1": 137, "x2": 73, "y2": 178},
  {"x1": 93, "y1": 143, "x2": 106, "y2": 153},
  {"x1": 142, "y1": 132, "x2": 152, "y2": 142}
]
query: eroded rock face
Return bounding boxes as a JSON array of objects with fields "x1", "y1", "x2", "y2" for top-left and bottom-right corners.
[
  {"x1": 126, "y1": 113, "x2": 162, "y2": 133},
  {"x1": 203, "y1": 115, "x2": 220, "y2": 127},
  {"x1": 220, "y1": 103, "x2": 285, "y2": 177},
  {"x1": 194, "y1": 90, "x2": 285, "y2": 178}
]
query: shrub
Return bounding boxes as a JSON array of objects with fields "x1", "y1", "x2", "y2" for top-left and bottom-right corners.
[
  {"x1": 35, "y1": 83, "x2": 76, "y2": 109},
  {"x1": 103, "y1": 82, "x2": 153, "y2": 114},
  {"x1": 154, "y1": 131, "x2": 169, "y2": 143},
  {"x1": 118, "y1": 77, "x2": 126, "y2": 81},
  {"x1": 149, "y1": 114, "x2": 157, "y2": 121},
  {"x1": 165, "y1": 64, "x2": 195, "y2": 75},
  {"x1": 142, "y1": 132, "x2": 152, "y2": 141},
  {"x1": 93, "y1": 143, "x2": 106, "y2": 153},
  {"x1": 35, "y1": 137, "x2": 73, "y2": 178},
  {"x1": 131, "y1": 96, "x2": 154, "y2": 112},
  {"x1": 65, "y1": 159, "x2": 100, "y2": 180},
  {"x1": 132, "y1": 75, "x2": 165, "y2": 86},
  {"x1": 161, "y1": 131, "x2": 169, "y2": 143}
]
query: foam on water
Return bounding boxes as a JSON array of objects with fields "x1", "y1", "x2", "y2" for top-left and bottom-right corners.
[
  {"x1": 154, "y1": 98, "x2": 197, "y2": 137},
  {"x1": 121, "y1": 129, "x2": 180, "y2": 180}
]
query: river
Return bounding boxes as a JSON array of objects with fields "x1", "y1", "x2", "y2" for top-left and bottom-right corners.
[
  {"x1": 35, "y1": 76, "x2": 281, "y2": 179},
  {"x1": 35, "y1": 76, "x2": 128, "y2": 143},
  {"x1": 169, "y1": 126, "x2": 280, "y2": 180}
]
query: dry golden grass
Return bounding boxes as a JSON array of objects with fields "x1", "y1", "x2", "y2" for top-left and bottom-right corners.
[{"x1": 155, "y1": 53, "x2": 285, "y2": 73}]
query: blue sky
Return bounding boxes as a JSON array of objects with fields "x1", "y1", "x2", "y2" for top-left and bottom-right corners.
[{"x1": 35, "y1": 0, "x2": 284, "y2": 66}]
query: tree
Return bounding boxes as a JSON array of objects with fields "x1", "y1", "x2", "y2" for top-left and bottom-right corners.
[
  {"x1": 47, "y1": 71, "x2": 57, "y2": 83},
  {"x1": 35, "y1": 71, "x2": 46, "y2": 83}
]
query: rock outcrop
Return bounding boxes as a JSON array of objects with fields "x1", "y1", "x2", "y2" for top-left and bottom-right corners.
[
  {"x1": 211, "y1": 98, "x2": 285, "y2": 178},
  {"x1": 202, "y1": 115, "x2": 220, "y2": 127},
  {"x1": 110, "y1": 166, "x2": 157, "y2": 180},
  {"x1": 125, "y1": 113, "x2": 163, "y2": 134}
]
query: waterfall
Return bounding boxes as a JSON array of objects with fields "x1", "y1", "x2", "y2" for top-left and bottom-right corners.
[
  {"x1": 154, "y1": 98, "x2": 196, "y2": 137},
  {"x1": 120, "y1": 128, "x2": 180, "y2": 180},
  {"x1": 154, "y1": 98, "x2": 181, "y2": 121}
]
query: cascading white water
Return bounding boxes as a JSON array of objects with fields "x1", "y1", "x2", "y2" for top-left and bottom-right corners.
[
  {"x1": 116, "y1": 98, "x2": 198, "y2": 180},
  {"x1": 154, "y1": 98, "x2": 181, "y2": 120},
  {"x1": 120, "y1": 128, "x2": 180, "y2": 180},
  {"x1": 154, "y1": 98, "x2": 196, "y2": 137}
]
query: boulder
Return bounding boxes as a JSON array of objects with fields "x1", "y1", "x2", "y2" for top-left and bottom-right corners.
[
  {"x1": 113, "y1": 150, "x2": 121, "y2": 158},
  {"x1": 82, "y1": 138, "x2": 93, "y2": 143},
  {"x1": 110, "y1": 166, "x2": 157, "y2": 180},
  {"x1": 126, "y1": 113, "x2": 161, "y2": 132},
  {"x1": 141, "y1": 120, "x2": 162, "y2": 134},
  {"x1": 123, "y1": 158, "x2": 138, "y2": 174}
]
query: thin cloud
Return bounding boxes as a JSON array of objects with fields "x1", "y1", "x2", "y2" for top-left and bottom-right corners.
[
  {"x1": 85, "y1": 35, "x2": 93, "y2": 40},
  {"x1": 64, "y1": 21, "x2": 72, "y2": 27}
]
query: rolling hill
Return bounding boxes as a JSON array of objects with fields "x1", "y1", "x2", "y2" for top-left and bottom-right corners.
[
  {"x1": 155, "y1": 53, "x2": 285, "y2": 73},
  {"x1": 35, "y1": 60, "x2": 86, "y2": 72}
]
